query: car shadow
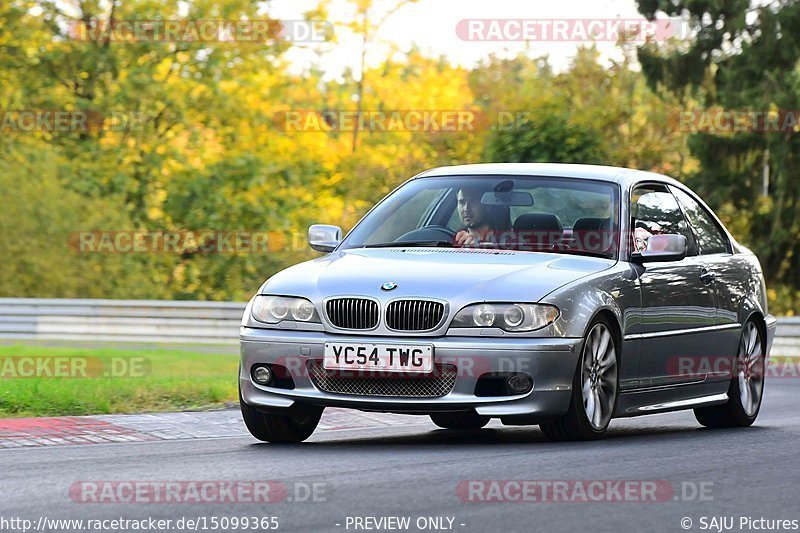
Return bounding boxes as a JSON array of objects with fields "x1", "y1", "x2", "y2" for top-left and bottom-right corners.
[{"x1": 247, "y1": 422, "x2": 771, "y2": 450}]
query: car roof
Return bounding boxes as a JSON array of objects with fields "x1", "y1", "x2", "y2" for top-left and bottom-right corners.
[{"x1": 415, "y1": 163, "x2": 684, "y2": 190}]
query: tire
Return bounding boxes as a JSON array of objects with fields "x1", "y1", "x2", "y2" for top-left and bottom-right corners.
[
  {"x1": 694, "y1": 320, "x2": 765, "y2": 428},
  {"x1": 540, "y1": 317, "x2": 619, "y2": 441},
  {"x1": 239, "y1": 387, "x2": 323, "y2": 443},
  {"x1": 430, "y1": 411, "x2": 490, "y2": 430}
]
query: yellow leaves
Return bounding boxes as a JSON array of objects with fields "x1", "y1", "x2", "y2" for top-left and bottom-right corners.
[
  {"x1": 716, "y1": 202, "x2": 751, "y2": 243},
  {"x1": 681, "y1": 157, "x2": 701, "y2": 175},
  {"x1": 146, "y1": 189, "x2": 167, "y2": 221},
  {"x1": 266, "y1": 231, "x2": 288, "y2": 253},
  {"x1": 756, "y1": 195, "x2": 773, "y2": 216},
  {"x1": 767, "y1": 285, "x2": 799, "y2": 317},
  {"x1": 366, "y1": 60, "x2": 472, "y2": 110},
  {"x1": 325, "y1": 172, "x2": 345, "y2": 187},
  {"x1": 172, "y1": 263, "x2": 186, "y2": 284},
  {"x1": 152, "y1": 59, "x2": 173, "y2": 82},
  {"x1": 161, "y1": 157, "x2": 182, "y2": 178},
  {"x1": 98, "y1": 131, "x2": 122, "y2": 149},
  {"x1": 245, "y1": 92, "x2": 262, "y2": 108},
  {"x1": 219, "y1": 79, "x2": 239, "y2": 93}
]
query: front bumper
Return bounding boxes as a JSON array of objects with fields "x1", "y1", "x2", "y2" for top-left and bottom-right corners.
[
  {"x1": 766, "y1": 314, "x2": 778, "y2": 356},
  {"x1": 240, "y1": 327, "x2": 582, "y2": 420}
]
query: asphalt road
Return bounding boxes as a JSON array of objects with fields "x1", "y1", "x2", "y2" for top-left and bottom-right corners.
[{"x1": 1, "y1": 377, "x2": 798, "y2": 533}]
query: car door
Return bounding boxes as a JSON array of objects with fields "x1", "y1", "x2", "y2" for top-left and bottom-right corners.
[
  {"x1": 629, "y1": 184, "x2": 719, "y2": 387},
  {"x1": 671, "y1": 186, "x2": 741, "y2": 381}
]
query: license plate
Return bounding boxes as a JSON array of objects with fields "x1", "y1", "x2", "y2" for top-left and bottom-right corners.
[{"x1": 323, "y1": 342, "x2": 434, "y2": 373}]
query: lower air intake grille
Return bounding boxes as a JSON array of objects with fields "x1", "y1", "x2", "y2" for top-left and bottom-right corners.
[{"x1": 307, "y1": 361, "x2": 457, "y2": 398}]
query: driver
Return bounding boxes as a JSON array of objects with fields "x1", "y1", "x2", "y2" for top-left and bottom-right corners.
[{"x1": 454, "y1": 186, "x2": 517, "y2": 248}]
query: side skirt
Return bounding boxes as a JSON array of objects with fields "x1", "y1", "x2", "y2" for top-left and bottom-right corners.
[{"x1": 614, "y1": 381, "x2": 729, "y2": 418}]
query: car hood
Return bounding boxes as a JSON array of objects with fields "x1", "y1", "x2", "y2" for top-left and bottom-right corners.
[{"x1": 260, "y1": 248, "x2": 616, "y2": 304}]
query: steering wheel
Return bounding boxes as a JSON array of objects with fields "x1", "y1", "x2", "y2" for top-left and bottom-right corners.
[{"x1": 395, "y1": 225, "x2": 457, "y2": 243}]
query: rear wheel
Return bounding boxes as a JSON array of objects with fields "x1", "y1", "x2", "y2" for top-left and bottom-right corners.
[
  {"x1": 540, "y1": 318, "x2": 619, "y2": 441},
  {"x1": 240, "y1": 387, "x2": 322, "y2": 443},
  {"x1": 430, "y1": 411, "x2": 490, "y2": 430},
  {"x1": 694, "y1": 320, "x2": 765, "y2": 428}
]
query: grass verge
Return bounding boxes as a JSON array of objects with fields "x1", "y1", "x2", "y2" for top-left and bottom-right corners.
[{"x1": 0, "y1": 344, "x2": 238, "y2": 418}]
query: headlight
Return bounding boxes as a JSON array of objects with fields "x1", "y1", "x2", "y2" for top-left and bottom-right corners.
[
  {"x1": 472, "y1": 304, "x2": 497, "y2": 326},
  {"x1": 451, "y1": 303, "x2": 559, "y2": 332},
  {"x1": 252, "y1": 295, "x2": 320, "y2": 324}
]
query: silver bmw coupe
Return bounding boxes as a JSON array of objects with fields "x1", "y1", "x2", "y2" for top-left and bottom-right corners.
[{"x1": 239, "y1": 163, "x2": 776, "y2": 442}]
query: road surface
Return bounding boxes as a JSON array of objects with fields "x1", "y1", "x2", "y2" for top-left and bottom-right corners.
[{"x1": 1, "y1": 377, "x2": 798, "y2": 533}]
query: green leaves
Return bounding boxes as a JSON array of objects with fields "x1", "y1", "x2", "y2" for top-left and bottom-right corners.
[
  {"x1": 1, "y1": 0, "x2": 793, "y2": 309},
  {"x1": 636, "y1": 0, "x2": 800, "y2": 295}
]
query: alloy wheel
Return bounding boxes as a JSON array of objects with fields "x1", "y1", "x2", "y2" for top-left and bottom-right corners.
[
  {"x1": 581, "y1": 323, "x2": 618, "y2": 430},
  {"x1": 737, "y1": 322, "x2": 764, "y2": 417}
]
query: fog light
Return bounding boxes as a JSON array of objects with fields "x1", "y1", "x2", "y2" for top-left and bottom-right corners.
[
  {"x1": 506, "y1": 374, "x2": 533, "y2": 394},
  {"x1": 252, "y1": 365, "x2": 273, "y2": 385}
]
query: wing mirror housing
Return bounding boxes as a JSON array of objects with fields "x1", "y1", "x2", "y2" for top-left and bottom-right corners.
[
  {"x1": 308, "y1": 224, "x2": 342, "y2": 253},
  {"x1": 631, "y1": 234, "x2": 687, "y2": 263}
]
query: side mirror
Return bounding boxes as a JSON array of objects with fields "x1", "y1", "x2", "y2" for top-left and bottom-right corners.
[
  {"x1": 308, "y1": 224, "x2": 342, "y2": 253},
  {"x1": 631, "y1": 234, "x2": 687, "y2": 263}
]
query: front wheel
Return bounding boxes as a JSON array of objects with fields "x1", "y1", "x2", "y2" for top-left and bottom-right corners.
[
  {"x1": 540, "y1": 318, "x2": 619, "y2": 441},
  {"x1": 694, "y1": 320, "x2": 765, "y2": 428},
  {"x1": 240, "y1": 388, "x2": 322, "y2": 443}
]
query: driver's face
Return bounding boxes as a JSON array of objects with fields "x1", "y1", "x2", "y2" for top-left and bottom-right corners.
[{"x1": 457, "y1": 190, "x2": 487, "y2": 229}]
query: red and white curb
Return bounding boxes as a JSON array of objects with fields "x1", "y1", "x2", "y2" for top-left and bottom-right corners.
[{"x1": 0, "y1": 408, "x2": 424, "y2": 449}]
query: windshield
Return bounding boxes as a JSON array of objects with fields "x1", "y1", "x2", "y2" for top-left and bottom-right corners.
[{"x1": 340, "y1": 175, "x2": 620, "y2": 259}]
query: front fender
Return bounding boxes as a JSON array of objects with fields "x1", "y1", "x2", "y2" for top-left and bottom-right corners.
[{"x1": 541, "y1": 263, "x2": 638, "y2": 339}]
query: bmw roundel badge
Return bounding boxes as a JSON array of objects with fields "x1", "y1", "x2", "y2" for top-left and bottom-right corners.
[{"x1": 381, "y1": 282, "x2": 398, "y2": 291}]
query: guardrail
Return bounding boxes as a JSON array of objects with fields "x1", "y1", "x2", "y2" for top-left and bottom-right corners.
[
  {"x1": 0, "y1": 298, "x2": 798, "y2": 352},
  {"x1": 773, "y1": 316, "x2": 800, "y2": 356},
  {"x1": 0, "y1": 298, "x2": 245, "y2": 345}
]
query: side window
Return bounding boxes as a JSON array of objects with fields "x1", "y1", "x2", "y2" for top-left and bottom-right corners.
[
  {"x1": 631, "y1": 185, "x2": 696, "y2": 256},
  {"x1": 670, "y1": 187, "x2": 730, "y2": 255}
]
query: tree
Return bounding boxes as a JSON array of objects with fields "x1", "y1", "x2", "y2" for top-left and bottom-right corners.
[
  {"x1": 636, "y1": 0, "x2": 800, "y2": 306},
  {"x1": 476, "y1": 48, "x2": 690, "y2": 172}
]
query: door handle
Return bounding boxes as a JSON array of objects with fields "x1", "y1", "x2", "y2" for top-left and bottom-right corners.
[{"x1": 700, "y1": 269, "x2": 716, "y2": 284}]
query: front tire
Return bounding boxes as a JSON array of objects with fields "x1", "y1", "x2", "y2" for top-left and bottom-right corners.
[
  {"x1": 430, "y1": 411, "x2": 490, "y2": 430},
  {"x1": 694, "y1": 320, "x2": 765, "y2": 428},
  {"x1": 240, "y1": 388, "x2": 322, "y2": 443},
  {"x1": 540, "y1": 318, "x2": 619, "y2": 441}
]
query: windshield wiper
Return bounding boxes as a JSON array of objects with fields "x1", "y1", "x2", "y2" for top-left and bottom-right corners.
[
  {"x1": 362, "y1": 240, "x2": 454, "y2": 249},
  {"x1": 557, "y1": 249, "x2": 615, "y2": 259},
  {"x1": 515, "y1": 243, "x2": 615, "y2": 259}
]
